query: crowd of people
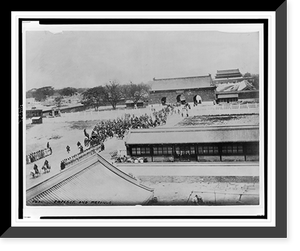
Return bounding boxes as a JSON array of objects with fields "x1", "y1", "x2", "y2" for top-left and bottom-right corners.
[
  {"x1": 58, "y1": 106, "x2": 176, "y2": 170},
  {"x1": 26, "y1": 143, "x2": 52, "y2": 164},
  {"x1": 28, "y1": 104, "x2": 185, "y2": 178},
  {"x1": 90, "y1": 105, "x2": 176, "y2": 141}
]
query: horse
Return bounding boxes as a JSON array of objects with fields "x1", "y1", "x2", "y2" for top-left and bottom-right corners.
[
  {"x1": 29, "y1": 168, "x2": 40, "y2": 179},
  {"x1": 41, "y1": 163, "x2": 51, "y2": 174}
]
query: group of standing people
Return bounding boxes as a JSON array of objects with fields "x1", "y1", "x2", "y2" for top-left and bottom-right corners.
[
  {"x1": 26, "y1": 142, "x2": 52, "y2": 164},
  {"x1": 91, "y1": 105, "x2": 175, "y2": 141}
]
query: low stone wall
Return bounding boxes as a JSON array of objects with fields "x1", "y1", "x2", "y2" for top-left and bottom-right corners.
[
  {"x1": 221, "y1": 156, "x2": 245, "y2": 162},
  {"x1": 197, "y1": 156, "x2": 221, "y2": 162},
  {"x1": 152, "y1": 156, "x2": 174, "y2": 162},
  {"x1": 245, "y1": 155, "x2": 259, "y2": 161}
]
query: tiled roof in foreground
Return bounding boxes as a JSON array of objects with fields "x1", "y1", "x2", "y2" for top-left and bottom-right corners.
[{"x1": 27, "y1": 153, "x2": 154, "y2": 206}]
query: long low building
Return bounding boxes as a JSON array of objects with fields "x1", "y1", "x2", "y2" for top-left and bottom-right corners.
[
  {"x1": 216, "y1": 90, "x2": 259, "y2": 103},
  {"x1": 124, "y1": 125, "x2": 259, "y2": 162}
]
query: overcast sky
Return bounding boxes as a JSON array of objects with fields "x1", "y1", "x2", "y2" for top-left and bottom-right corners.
[{"x1": 25, "y1": 30, "x2": 259, "y2": 91}]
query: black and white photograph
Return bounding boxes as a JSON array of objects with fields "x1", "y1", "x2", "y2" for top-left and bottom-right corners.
[
  {"x1": 6, "y1": 4, "x2": 290, "y2": 241},
  {"x1": 22, "y1": 22, "x2": 265, "y2": 216},
  {"x1": 4, "y1": 1, "x2": 293, "y2": 246}
]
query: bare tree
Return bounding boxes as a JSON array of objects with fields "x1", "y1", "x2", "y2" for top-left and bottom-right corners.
[{"x1": 104, "y1": 80, "x2": 122, "y2": 110}]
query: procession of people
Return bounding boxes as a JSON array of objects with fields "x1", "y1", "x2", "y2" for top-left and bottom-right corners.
[
  {"x1": 91, "y1": 105, "x2": 176, "y2": 141},
  {"x1": 28, "y1": 104, "x2": 186, "y2": 178}
]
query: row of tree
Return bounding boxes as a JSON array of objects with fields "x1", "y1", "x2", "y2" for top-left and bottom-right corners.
[
  {"x1": 26, "y1": 86, "x2": 86, "y2": 101},
  {"x1": 27, "y1": 73, "x2": 259, "y2": 110},
  {"x1": 26, "y1": 81, "x2": 151, "y2": 110},
  {"x1": 81, "y1": 80, "x2": 150, "y2": 110}
]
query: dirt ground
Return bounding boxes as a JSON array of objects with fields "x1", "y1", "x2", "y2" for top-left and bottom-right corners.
[
  {"x1": 176, "y1": 114, "x2": 259, "y2": 127},
  {"x1": 137, "y1": 176, "x2": 259, "y2": 205},
  {"x1": 25, "y1": 104, "x2": 260, "y2": 205}
]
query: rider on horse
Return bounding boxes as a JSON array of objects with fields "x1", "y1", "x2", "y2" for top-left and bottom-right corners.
[
  {"x1": 33, "y1": 163, "x2": 39, "y2": 174},
  {"x1": 84, "y1": 129, "x2": 89, "y2": 139}
]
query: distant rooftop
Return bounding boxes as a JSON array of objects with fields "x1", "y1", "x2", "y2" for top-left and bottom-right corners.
[
  {"x1": 148, "y1": 75, "x2": 214, "y2": 92},
  {"x1": 215, "y1": 69, "x2": 242, "y2": 79}
]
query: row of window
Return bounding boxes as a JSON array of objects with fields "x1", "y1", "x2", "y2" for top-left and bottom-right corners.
[
  {"x1": 153, "y1": 146, "x2": 173, "y2": 155},
  {"x1": 131, "y1": 147, "x2": 151, "y2": 155},
  {"x1": 218, "y1": 98, "x2": 238, "y2": 103},
  {"x1": 222, "y1": 145, "x2": 244, "y2": 154},
  {"x1": 130, "y1": 144, "x2": 258, "y2": 156}
]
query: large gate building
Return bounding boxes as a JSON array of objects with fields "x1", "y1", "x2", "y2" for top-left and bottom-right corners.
[{"x1": 148, "y1": 74, "x2": 216, "y2": 105}]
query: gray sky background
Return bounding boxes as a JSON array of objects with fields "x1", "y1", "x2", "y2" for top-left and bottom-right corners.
[{"x1": 25, "y1": 30, "x2": 259, "y2": 91}]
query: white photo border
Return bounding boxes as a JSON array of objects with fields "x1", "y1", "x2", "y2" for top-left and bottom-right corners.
[{"x1": 9, "y1": 10, "x2": 283, "y2": 235}]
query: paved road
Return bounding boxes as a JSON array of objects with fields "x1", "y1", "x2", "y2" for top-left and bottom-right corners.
[{"x1": 116, "y1": 162, "x2": 259, "y2": 177}]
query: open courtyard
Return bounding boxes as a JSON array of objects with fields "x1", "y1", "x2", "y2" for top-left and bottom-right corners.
[{"x1": 25, "y1": 102, "x2": 260, "y2": 205}]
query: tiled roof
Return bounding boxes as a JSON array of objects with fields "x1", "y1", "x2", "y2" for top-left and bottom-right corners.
[
  {"x1": 125, "y1": 125, "x2": 259, "y2": 145},
  {"x1": 215, "y1": 69, "x2": 242, "y2": 79},
  {"x1": 26, "y1": 153, "x2": 154, "y2": 205},
  {"x1": 149, "y1": 75, "x2": 214, "y2": 92}
]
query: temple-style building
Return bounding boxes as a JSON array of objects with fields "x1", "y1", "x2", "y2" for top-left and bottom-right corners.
[
  {"x1": 213, "y1": 69, "x2": 259, "y2": 103},
  {"x1": 213, "y1": 69, "x2": 253, "y2": 85}
]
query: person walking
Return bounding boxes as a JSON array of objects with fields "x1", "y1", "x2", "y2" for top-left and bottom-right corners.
[{"x1": 66, "y1": 145, "x2": 70, "y2": 154}]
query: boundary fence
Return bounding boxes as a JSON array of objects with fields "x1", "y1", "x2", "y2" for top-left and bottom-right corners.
[{"x1": 187, "y1": 189, "x2": 259, "y2": 205}]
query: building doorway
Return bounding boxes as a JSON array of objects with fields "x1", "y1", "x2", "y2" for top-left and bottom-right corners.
[
  {"x1": 161, "y1": 97, "x2": 167, "y2": 105},
  {"x1": 176, "y1": 94, "x2": 186, "y2": 104},
  {"x1": 174, "y1": 145, "x2": 197, "y2": 162},
  {"x1": 193, "y1": 95, "x2": 202, "y2": 105}
]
